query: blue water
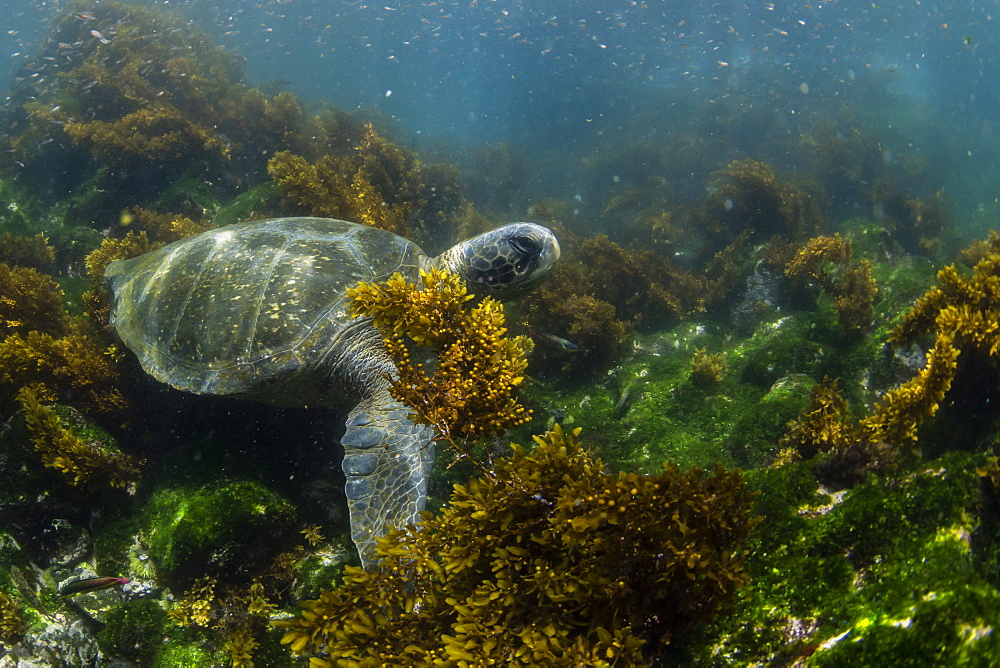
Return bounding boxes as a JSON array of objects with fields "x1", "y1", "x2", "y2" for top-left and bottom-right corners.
[{"x1": 2, "y1": 0, "x2": 999, "y2": 232}]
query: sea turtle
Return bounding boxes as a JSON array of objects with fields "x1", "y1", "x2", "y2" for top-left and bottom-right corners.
[{"x1": 105, "y1": 217, "x2": 560, "y2": 567}]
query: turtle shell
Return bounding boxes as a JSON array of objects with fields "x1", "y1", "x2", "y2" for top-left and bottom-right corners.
[{"x1": 106, "y1": 217, "x2": 425, "y2": 396}]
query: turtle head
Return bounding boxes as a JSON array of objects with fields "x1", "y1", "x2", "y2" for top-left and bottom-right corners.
[{"x1": 435, "y1": 222, "x2": 560, "y2": 300}]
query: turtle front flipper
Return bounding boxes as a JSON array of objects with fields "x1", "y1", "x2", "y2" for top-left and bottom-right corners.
[{"x1": 342, "y1": 391, "x2": 436, "y2": 568}]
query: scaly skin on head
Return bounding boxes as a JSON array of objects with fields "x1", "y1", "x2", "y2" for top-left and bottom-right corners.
[{"x1": 431, "y1": 222, "x2": 560, "y2": 301}]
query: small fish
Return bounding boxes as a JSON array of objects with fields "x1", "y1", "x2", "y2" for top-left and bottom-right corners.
[
  {"x1": 60, "y1": 576, "x2": 130, "y2": 596},
  {"x1": 90, "y1": 29, "x2": 110, "y2": 44},
  {"x1": 74, "y1": 12, "x2": 96, "y2": 20},
  {"x1": 530, "y1": 331, "x2": 578, "y2": 352}
]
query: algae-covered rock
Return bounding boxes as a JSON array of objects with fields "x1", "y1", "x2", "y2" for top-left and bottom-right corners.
[
  {"x1": 727, "y1": 374, "x2": 815, "y2": 468},
  {"x1": 143, "y1": 480, "x2": 296, "y2": 585},
  {"x1": 733, "y1": 313, "x2": 833, "y2": 389},
  {"x1": 0, "y1": 533, "x2": 102, "y2": 667},
  {"x1": 151, "y1": 638, "x2": 218, "y2": 667},
  {"x1": 95, "y1": 598, "x2": 168, "y2": 663},
  {"x1": 683, "y1": 450, "x2": 1000, "y2": 665},
  {"x1": 0, "y1": 411, "x2": 57, "y2": 506},
  {"x1": 2, "y1": 610, "x2": 99, "y2": 666},
  {"x1": 293, "y1": 542, "x2": 352, "y2": 601}
]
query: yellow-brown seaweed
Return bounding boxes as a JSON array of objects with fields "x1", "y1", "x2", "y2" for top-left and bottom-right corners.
[
  {"x1": 0, "y1": 262, "x2": 69, "y2": 339},
  {"x1": 0, "y1": 322, "x2": 127, "y2": 416},
  {"x1": 275, "y1": 424, "x2": 756, "y2": 664},
  {"x1": 0, "y1": 592, "x2": 24, "y2": 643},
  {"x1": 83, "y1": 231, "x2": 162, "y2": 326},
  {"x1": 348, "y1": 268, "x2": 532, "y2": 441},
  {"x1": 691, "y1": 347, "x2": 727, "y2": 386},
  {"x1": 16, "y1": 384, "x2": 140, "y2": 489},
  {"x1": 785, "y1": 234, "x2": 877, "y2": 340}
]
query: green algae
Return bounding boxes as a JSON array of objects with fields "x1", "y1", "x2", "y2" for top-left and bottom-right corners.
[
  {"x1": 679, "y1": 450, "x2": 999, "y2": 665},
  {"x1": 143, "y1": 480, "x2": 296, "y2": 585},
  {"x1": 523, "y1": 312, "x2": 856, "y2": 474},
  {"x1": 213, "y1": 181, "x2": 279, "y2": 226},
  {"x1": 294, "y1": 542, "x2": 351, "y2": 601},
  {"x1": 92, "y1": 501, "x2": 142, "y2": 580},
  {"x1": 0, "y1": 180, "x2": 43, "y2": 237},
  {"x1": 150, "y1": 637, "x2": 218, "y2": 668},
  {"x1": 727, "y1": 374, "x2": 815, "y2": 468},
  {"x1": 96, "y1": 598, "x2": 168, "y2": 663}
]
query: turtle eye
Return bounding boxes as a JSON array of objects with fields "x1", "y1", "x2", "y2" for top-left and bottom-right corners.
[{"x1": 508, "y1": 234, "x2": 541, "y2": 256}]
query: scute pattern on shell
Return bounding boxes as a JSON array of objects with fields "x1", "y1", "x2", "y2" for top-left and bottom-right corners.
[{"x1": 105, "y1": 218, "x2": 425, "y2": 396}]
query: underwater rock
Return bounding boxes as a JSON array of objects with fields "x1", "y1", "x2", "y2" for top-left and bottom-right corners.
[
  {"x1": 0, "y1": 537, "x2": 101, "y2": 667},
  {"x1": 737, "y1": 314, "x2": 831, "y2": 389},
  {"x1": 44, "y1": 524, "x2": 89, "y2": 570},
  {"x1": 0, "y1": 611, "x2": 98, "y2": 667},
  {"x1": 142, "y1": 480, "x2": 296, "y2": 586},
  {"x1": 888, "y1": 341, "x2": 928, "y2": 385},
  {"x1": 292, "y1": 543, "x2": 353, "y2": 602},
  {"x1": 0, "y1": 414, "x2": 102, "y2": 570},
  {"x1": 692, "y1": 450, "x2": 1000, "y2": 665},
  {"x1": 56, "y1": 566, "x2": 131, "y2": 626},
  {"x1": 94, "y1": 598, "x2": 168, "y2": 665},
  {"x1": 727, "y1": 374, "x2": 815, "y2": 468}
]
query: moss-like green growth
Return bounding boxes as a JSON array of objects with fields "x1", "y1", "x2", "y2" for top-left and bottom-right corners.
[
  {"x1": 727, "y1": 374, "x2": 815, "y2": 469},
  {"x1": 212, "y1": 182, "x2": 279, "y2": 227},
  {"x1": 151, "y1": 637, "x2": 219, "y2": 668},
  {"x1": 519, "y1": 312, "x2": 838, "y2": 475},
  {"x1": 143, "y1": 480, "x2": 296, "y2": 586},
  {"x1": 0, "y1": 181, "x2": 43, "y2": 237},
  {"x1": 686, "y1": 450, "x2": 999, "y2": 665},
  {"x1": 731, "y1": 313, "x2": 835, "y2": 388},
  {"x1": 277, "y1": 425, "x2": 756, "y2": 665},
  {"x1": 96, "y1": 598, "x2": 168, "y2": 663},
  {"x1": 293, "y1": 545, "x2": 351, "y2": 601}
]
